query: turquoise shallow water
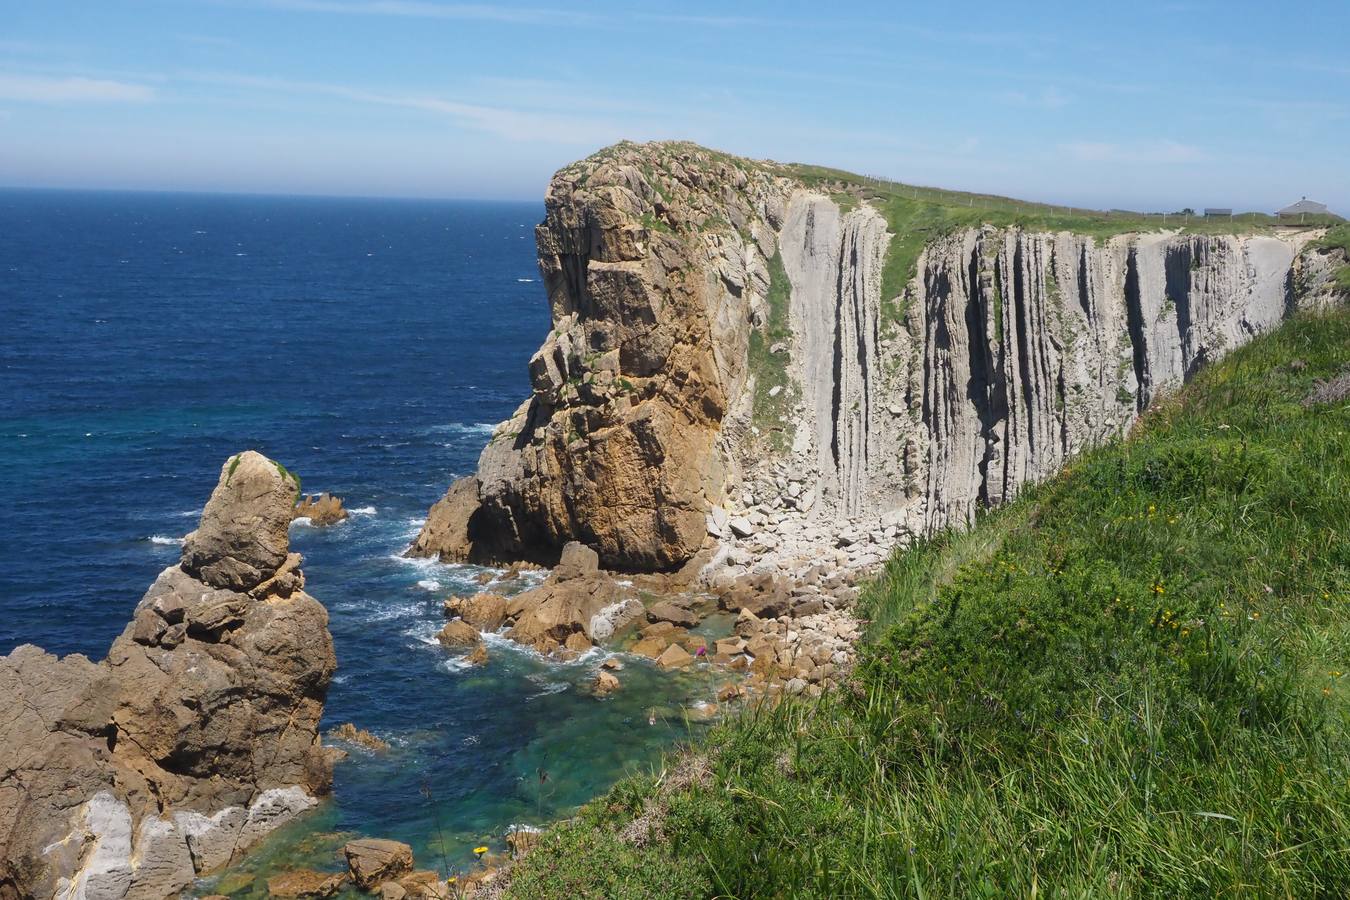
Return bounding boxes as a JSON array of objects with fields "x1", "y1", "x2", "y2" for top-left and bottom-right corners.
[{"x1": 0, "y1": 189, "x2": 727, "y2": 891}]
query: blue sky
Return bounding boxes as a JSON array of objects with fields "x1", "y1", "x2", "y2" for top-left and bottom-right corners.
[{"x1": 1, "y1": 0, "x2": 1346, "y2": 212}]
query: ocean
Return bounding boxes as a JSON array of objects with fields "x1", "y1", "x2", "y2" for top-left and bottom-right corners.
[{"x1": 0, "y1": 190, "x2": 717, "y2": 891}]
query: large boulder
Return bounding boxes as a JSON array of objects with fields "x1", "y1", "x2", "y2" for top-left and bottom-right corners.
[
  {"x1": 444, "y1": 592, "x2": 509, "y2": 632},
  {"x1": 505, "y1": 543, "x2": 621, "y2": 649},
  {"x1": 0, "y1": 452, "x2": 335, "y2": 900},
  {"x1": 181, "y1": 450, "x2": 300, "y2": 591}
]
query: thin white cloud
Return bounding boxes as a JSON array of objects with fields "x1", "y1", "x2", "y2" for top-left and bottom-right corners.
[
  {"x1": 238, "y1": 0, "x2": 763, "y2": 27},
  {"x1": 243, "y1": 0, "x2": 600, "y2": 25},
  {"x1": 998, "y1": 86, "x2": 1071, "y2": 109},
  {"x1": 1063, "y1": 140, "x2": 1206, "y2": 165},
  {"x1": 190, "y1": 71, "x2": 634, "y2": 144},
  {"x1": 0, "y1": 74, "x2": 155, "y2": 103}
]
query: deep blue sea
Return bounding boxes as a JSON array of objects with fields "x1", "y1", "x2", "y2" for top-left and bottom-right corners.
[{"x1": 0, "y1": 190, "x2": 716, "y2": 891}]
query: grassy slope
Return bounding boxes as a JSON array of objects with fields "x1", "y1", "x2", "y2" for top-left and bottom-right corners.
[{"x1": 506, "y1": 307, "x2": 1350, "y2": 898}]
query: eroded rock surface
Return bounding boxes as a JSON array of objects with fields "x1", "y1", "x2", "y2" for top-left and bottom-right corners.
[
  {"x1": 294, "y1": 492, "x2": 349, "y2": 527},
  {"x1": 414, "y1": 140, "x2": 1335, "y2": 583},
  {"x1": 0, "y1": 451, "x2": 335, "y2": 900}
]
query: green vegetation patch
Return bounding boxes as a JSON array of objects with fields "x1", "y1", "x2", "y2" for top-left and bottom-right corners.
[
  {"x1": 1317, "y1": 224, "x2": 1350, "y2": 295},
  {"x1": 746, "y1": 250, "x2": 797, "y2": 452},
  {"x1": 272, "y1": 459, "x2": 301, "y2": 494},
  {"x1": 505, "y1": 307, "x2": 1350, "y2": 898}
]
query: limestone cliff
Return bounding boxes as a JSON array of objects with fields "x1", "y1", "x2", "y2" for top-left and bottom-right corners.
[
  {"x1": 413, "y1": 141, "x2": 1339, "y2": 575},
  {"x1": 0, "y1": 451, "x2": 335, "y2": 900}
]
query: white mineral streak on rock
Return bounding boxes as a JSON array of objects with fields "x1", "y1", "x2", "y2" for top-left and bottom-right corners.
[{"x1": 48, "y1": 788, "x2": 319, "y2": 900}]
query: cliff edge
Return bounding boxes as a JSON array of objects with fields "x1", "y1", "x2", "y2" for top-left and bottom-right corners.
[
  {"x1": 413, "y1": 141, "x2": 1344, "y2": 576},
  {"x1": 0, "y1": 451, "x2": 335, "y2": 900}
]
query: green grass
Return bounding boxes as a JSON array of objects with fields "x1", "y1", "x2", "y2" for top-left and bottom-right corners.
[
  {"x1": 746, "y1": 250, "x2": 797, "y2": 451},
  {"x1": 506, "y1": 307, "x2": 1350, "y2": 898}
]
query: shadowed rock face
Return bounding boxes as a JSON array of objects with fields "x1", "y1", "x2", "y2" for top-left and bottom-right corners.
[
  {"x1": 412, "y1": 141, "x2": 1335, "y2": 577},
  {"x1": 0, "y1": 451, "x2": 335, "y2": 900}
]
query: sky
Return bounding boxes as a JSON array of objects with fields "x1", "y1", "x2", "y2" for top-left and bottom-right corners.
[{"x1": 1, "y1": 0, "x2": 1346, "y2": 212}]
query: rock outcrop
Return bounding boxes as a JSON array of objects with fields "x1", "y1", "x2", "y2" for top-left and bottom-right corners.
[
  {"x1": 414, "y1": 141, "x2": 1336, "y2": 577},
  {"x1": 0, "y1": 451, "x2": 335, "y2": 900},
  {"x1": 293, "y1": 492, "x2": 349, "y2": 527}
]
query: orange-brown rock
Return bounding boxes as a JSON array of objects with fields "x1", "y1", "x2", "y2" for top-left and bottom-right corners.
[
  {"x1": 293, "y1": 492, "x2": 349, "y2": 527},
  {"x1": 444, "y1": 592, "x2": 509, "y2": 632},
  {"x1": 436, "y1": 619, "x2": 480, "y2": 647},
  {"x1": 410, "y1": 144, "x2": 795, "y2": 572}
]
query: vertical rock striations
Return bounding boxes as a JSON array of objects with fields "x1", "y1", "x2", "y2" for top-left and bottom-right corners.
[
  {"x1": 0, "y1": 451, "x2": 335, "y2": 900},
  {"x1": 412, "y1": 141, "x2": 1335, "y2": 576}
]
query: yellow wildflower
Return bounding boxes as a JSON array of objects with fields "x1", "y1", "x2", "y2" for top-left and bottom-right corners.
[{"x1": 474, "y1": 846, "x2": 488, "y2": 856}]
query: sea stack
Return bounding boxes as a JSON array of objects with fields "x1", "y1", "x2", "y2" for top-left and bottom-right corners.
[{"x1": 0, "y1": 451, "x2": 336, "y2": 900}]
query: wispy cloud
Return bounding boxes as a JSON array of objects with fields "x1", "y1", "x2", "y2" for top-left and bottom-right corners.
[
  {"x1": 190, "y1": 71, "x2": 635, "y2": 143},
  {"x1": 236, "y1": 0, "x2": 762, "y2": 28},
  {"x1": 1063, "y1": 139, "x2": 1207, "y2": 165},
  {"x1": 175, "y1": 33, "x2": 243, "y2": 50},
  {"x1": 240, "y1": 0, "x2": 600, "y2": 25},
  {"x1": 0, "y1": 74, "x2": 155, "y2": 103},
  {"x1": 998, "y1": 86, "x2": 1071, "y2": 109}
]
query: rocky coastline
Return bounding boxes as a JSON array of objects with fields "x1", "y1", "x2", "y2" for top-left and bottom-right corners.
[
  {"x1": 0, "y1": 451, "x2": 336, "y2": 900},
  {"x1": 409, "y1": 140, "x2": 1344, "y2": 710}
]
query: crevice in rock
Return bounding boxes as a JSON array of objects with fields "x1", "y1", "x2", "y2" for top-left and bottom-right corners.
[
  {"x1": 829, "y1": 240, "x2": 845, "y2": 476},
  {"x1": 965, "y1": 243, "x2": 997, "y2": 508},
  {"x1": 1011, "y1": 236, "x2": 1036, "y2": 459},
  {"x1": 1123, "y1": 244, "x2": 1148, "y2": 411}
]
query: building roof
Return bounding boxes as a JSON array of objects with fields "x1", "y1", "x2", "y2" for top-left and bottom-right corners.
[{"x1": 1277, "y1": 198, "x2": 1329, "y2": 215}]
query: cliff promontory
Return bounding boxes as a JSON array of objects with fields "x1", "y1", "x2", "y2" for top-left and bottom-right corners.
[
  {"x1": 413, "y1": 141, "x2": 1344, "y2": 576},
  {"x1": 0, "y1": 451, "x2": 335, "y2": 900}
]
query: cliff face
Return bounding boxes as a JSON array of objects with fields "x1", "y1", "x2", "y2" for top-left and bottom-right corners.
[
  {"x1": 413, "y1": 141, "x2": 1335, "y2": 574},
  {"x1": 0, "y1": 452, "x2": 335, "y2": 900}
]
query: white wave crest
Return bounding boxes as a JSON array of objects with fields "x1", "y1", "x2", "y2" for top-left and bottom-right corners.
[
  {"x1": 350, "y1": 506, "x2": 377, "y2": 515},
  {"x1": 147, "y1": 534, "x2": 183, "y2": 546},
  {"x1": 416, "y1": 579, "x2": 441, "y2": 591},
  {"x1": 427, "y1": 422, "x2": 496, "y2": 436}
]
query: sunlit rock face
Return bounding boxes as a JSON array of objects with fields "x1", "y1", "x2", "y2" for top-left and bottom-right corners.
[
  {"x1": 412, "y1": 141, "x2": 1326, "y2": 576},
  {"x1": 0, "y1": 451, "x2": 335, "y2": 900}
]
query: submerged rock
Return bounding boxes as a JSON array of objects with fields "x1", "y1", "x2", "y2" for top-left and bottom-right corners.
[
  {"x1": 0, "y1": 451, "x2": 335, "y2": 900},
  {"x1": 344, "y1": 839, "x2": 414, "y2": 891},
  {"x1": 592, "y1": 670, "x2": 621, "y2": 696},
  {"x1": 266, "y1": 868, "x2": 347, "y2": 898},
  {"x1": 329, "y1": 722, "x2": 390, "y2": 753}
]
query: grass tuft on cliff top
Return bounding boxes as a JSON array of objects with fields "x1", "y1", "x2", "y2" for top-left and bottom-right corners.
[{"x1": 505, "y1": 306, "x2": 1350, "y2": 899}]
